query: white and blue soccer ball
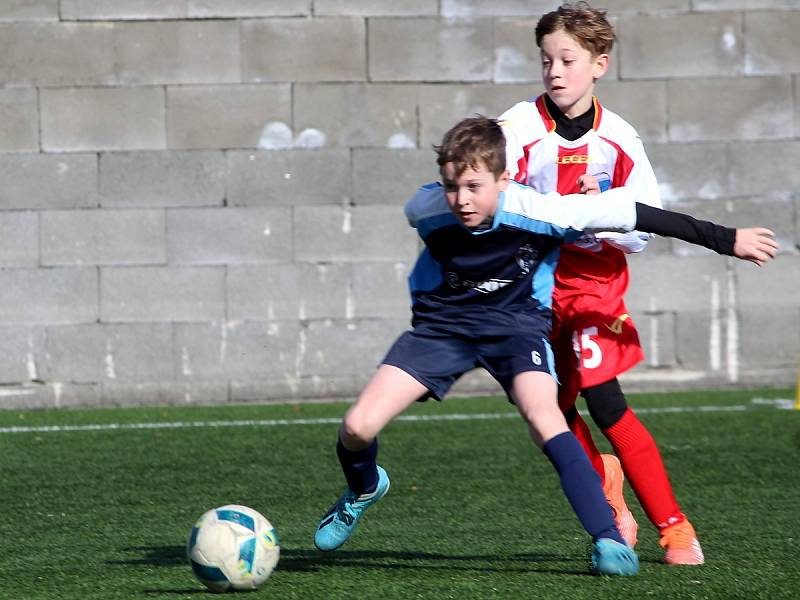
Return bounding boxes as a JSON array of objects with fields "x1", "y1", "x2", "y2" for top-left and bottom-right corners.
[{"x1": 187, "y1": 504, "x2": 280, "y2": 592}]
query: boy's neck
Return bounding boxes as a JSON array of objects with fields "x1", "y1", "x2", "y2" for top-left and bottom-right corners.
[
  {"x1": 472, "y1": 217, "x2": 493, "y2": 231},
  {"x1": 544, "y1": 94, "x2": 596, "y2": 142}
]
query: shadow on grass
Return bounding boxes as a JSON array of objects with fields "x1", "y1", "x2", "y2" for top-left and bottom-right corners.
[
  {"x1": 113, "y1": 545, "x2": 593, "y2": 577},
  {"x1": 109, "y1": 545, "x2": 187, "y2": 567},
  {"x1": 279, "y1": 547, "x2": 592, "y2": 576},
  {"x1": 118, "y1": 543, "x2": 653, "y2": 595},
  {"x1": 113, "y1": 544, "x2": 660, "y2": 574}
]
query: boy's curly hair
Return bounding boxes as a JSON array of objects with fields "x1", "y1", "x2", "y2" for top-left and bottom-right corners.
[
  {"x1": 434, "y1": 116, "x2": 506, "y2": 179},
  {"x1": 535, "y1": 1, "x2": 615, "y2": 56}
]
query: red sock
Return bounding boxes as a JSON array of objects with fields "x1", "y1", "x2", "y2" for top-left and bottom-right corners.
[
  {"x1": 568, "y1": 412, "x2": 606, "y2": 485},
  {"x1": 603, "y1": 408, "x2": 685, "y2": 529}
]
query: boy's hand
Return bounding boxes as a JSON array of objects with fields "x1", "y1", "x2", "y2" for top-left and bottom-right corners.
[
  {"x1": 577, "y1": 174, "x2": 601, "y2": 195},
  {"x1": 734, "y1": 228, "x2": 779, "y2": 266}
]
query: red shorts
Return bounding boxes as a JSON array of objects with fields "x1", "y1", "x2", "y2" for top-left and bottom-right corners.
[{"x1": 552, "y1": 295, "x2": 643, "y2": 412}]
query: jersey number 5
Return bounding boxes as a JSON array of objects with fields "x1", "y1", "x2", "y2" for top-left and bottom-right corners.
[{"x1": 572, "y1": 327, "x2": 602, "y2": 369}]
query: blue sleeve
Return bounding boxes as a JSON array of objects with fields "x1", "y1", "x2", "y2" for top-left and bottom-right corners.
[{"x1": 408, "y1": 248, "x2": 443, "y2": 299}]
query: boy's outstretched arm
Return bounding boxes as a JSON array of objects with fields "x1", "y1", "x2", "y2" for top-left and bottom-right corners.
[
  {"x1": 577, "y1": 176, "x2": 779, "y2": 264},
  {"x1": 633, "y1": 203, "x2": 779, "y2": 266}
]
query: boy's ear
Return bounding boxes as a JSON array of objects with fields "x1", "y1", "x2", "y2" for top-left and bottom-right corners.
[
  {"x1": 592, "y1": 53, "x2": 609, "y2": 80},
  {"x1": 498, "y1": 169, "x2": 510, "y2": 191}
]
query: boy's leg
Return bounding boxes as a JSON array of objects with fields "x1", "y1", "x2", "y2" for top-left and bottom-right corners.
[
  {"x1": 315, "y1": 364, "x2": 427, "y2": 552},
  {"x1": 510, "y1": 371, "x2": 638, "y2": 575},
  {"x1": 554, "y1": 330, "x2": 638, "y2": 547},
  {"x1": 336, "y1": 364, "x2": 429, "y2": 494},
  {"x1": 552, "y1": 329, "x2": 606, "y2": 478},
  {"x1": 341, "y1": 364, "x2": 428, "y2": 451},
  {"x1": 585, "y1": 380, "x2": 704, "y2": 564},
  {"x1": 511, "y1": 372, "x2": 618, "y2": 537}
]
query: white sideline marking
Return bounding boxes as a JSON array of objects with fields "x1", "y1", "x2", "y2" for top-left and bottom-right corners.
[
  {"x1": 751, "y1": 397, "x2": 796, "y2": 410},
  {"x1": 0, "y1": 399, "x2": 789, "y2": 435}
]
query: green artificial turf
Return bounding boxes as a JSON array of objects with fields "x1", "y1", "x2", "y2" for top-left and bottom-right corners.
[{"x1": 0, "y1": 388, "x2": 797, "y2": 599}]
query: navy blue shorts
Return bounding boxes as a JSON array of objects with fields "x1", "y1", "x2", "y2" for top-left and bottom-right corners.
[{"x1": 382, "y1": 327, "x2": 557, "y2": 401}]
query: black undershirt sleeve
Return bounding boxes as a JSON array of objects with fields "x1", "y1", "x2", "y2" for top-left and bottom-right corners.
[
  {"x1": 542, "y1": 95, "x2": 738, "y2": 256},
  {"x1": 634, "y1": 203, "x2": 737, "y2": 256}
]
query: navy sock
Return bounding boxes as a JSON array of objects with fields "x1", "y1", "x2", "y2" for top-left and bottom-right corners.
[
  {"x1": 543, "y1": 431, "x2": 624, "y2": 544},
  {"x1": 336, "y1": 438, "x2": 378, "y2": 495}
]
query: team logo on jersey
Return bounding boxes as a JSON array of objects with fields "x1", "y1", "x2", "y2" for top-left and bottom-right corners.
[
  {"x1": 445, "y1": 271, "x2": 513, "y2": 294},
  {"x1": 445, "y1": 272, "x2": 462, "y2": 288},
  {"x1": 444, "y1": 244, "x2": 536, "y2": 295},
  {"x1": 514, "y1": 243, "x2": 537, "y2": 274},
  {"x1": 555, "y1": 154, "x2": 591, "y2": 164},
  {"x1": 604, "y1": 313, "x2": 631, "y2": 335}
]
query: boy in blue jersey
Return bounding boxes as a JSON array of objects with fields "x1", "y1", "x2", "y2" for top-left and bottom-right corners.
[{"x1": 312, "y1": 116, "x2": 776, "y2": 575}]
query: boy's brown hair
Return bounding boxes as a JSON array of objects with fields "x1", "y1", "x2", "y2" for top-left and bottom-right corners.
[
  {"x1": 535, "y1": 1, "x2": 615, "y2": 56},
  {"x1": 434, "y1": 116, "x2": 506, "y2": 179}
]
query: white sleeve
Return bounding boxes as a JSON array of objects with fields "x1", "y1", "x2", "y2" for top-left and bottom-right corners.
[
  {"x1": 624, "y1": 135, "x2": 661, "y2": 209},
  {"x1": 594, "y1": 131, "x2": 661, "y2": 251},
  {"x1": 501, "y1": 118, "x2": 527, "y2": 181},
  {"x1": 502, "y1": 184, "x2": 638, "y2": 232},
  {"x1": 498, "y1": 102, "x2": 540, "y2": 182},
  {"x1": 595, "y1": 230, "x2": 651, "y2": 253}
]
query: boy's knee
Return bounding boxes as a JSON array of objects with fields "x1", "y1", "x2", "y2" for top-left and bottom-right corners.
[
  {"x1": 340, "y1": 415, "x2": 375, "y2": 448},
  {"x1": 582, "y1": 379, "x2": 628, "y2": 430}
]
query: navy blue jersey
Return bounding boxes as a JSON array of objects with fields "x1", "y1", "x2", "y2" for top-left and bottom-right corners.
[{"x1": 405, "y1": 181, "x2": 637, "y2": 337}]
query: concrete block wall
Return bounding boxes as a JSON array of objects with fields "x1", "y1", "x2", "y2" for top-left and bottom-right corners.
[{"x1": 0, "y1": 1, "x2": 797, "y2": 409}]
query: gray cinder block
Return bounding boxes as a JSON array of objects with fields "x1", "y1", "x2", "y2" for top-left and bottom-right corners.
[
  {"x1": 242, "y1": 17, "x2": 365, "y2": 82},
  {"x1": 167, "y1": 85, "x2": 291, "y2": 150},
  {"x1": 227, "y1": 149, "x2": 351, "y2": 206},
  {"x1": 0, "y1": 326, "x2": 47, "y2": 383},
  {"x1": 101, "y1": 266, "x2": 225, "y2": 322},
  {"x1": 353, "y1": 149, "x2": 439, "y2": 206},
  {"x1": 41, "y1": 209, "x2": 166, "y2": 266},
  {"x1": 668, "y1": 76, "x2": 793, "y2": 142},
  {"x1": 47, "y1": 323, "x2": 174, "y2": 382},
  {"x1": 0, "y1": 268, "x2": 98, "y2": 324},
  {"x1": 0, "y1": 153, "x2": 98, "y2": 209},
  {"x1": 61, "y1": 0, "x2": 186, "y2": 20},
  {"x1": 369, "y1": 18, "x2": 493, "y2": 82},
  {"x1": 227, "y1": 263, "x2": 350, "y2": 321},
  {"x1": 114, "y1": 20, "x2": 240, "y2": 85},
  {"x1": 294, "y1": 83, "x2": 418, "y2": 149},
  {"x1": 101, "y1": 151, "x2": 226, "y2": 208},
  {"x1": 293, "y1": 205, "x2": 418, "y2": 262},
  {"x1": 0, "y1": 87, "x2": 39, "y2": 152},
  {"x1": 189, "y1": 1, "x2": 311, "y2": 18},
  {"x1": 0, "y1": 211, "x2": 38, "y2": 267},
  {"x1": 0, "y1": 22, "x2": 114, "y2": 85},
  {"x1": 167, "y1": 207, "x2": 292, "y2": 264},
  {"x1": 619, "y1": 12, "x2": 743, "y2": 79},
  {"x1": 41, "y1": 87, "x2": 166, "y2": 151}
]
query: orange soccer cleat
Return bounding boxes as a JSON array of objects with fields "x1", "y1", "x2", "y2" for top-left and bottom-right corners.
[
  {"x1": 601, "y1": 454, "x2": 638, "y2": 548},
  {"x1": 660, "y1": 519, "x2": 705, "y2": 565}
]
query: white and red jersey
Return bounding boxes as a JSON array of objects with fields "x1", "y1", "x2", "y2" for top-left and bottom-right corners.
[
  {"x1": 500, "y1": 95, "x2": 660, "y2": 391},
  {"x1": 499, "y1": 95, "x2": 661, "y2": 314}
]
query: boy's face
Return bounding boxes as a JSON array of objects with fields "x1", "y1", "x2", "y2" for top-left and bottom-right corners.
[
  {"x1": 442, "y1": 161, "x2": 509, "y2": 229},
  {"x1": 540, "y1": 28, "x2": 608, "y2": 118}
]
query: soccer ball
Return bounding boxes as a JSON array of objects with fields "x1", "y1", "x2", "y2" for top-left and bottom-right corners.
[{"x1": 187, "y1": 504, "x2": 280, "y2": 592}]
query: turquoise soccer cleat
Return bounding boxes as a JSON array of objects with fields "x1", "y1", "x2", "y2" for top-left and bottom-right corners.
[
  {"x1": 591, "y1": 537, "x2": 640, "y2": 576},
  {"x1": 314, "y1": 466, "x2": 390, "y2": 552}
]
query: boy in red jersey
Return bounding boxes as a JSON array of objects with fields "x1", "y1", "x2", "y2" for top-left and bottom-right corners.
[{"x1": 500, "y1": 2, "x2": 705, "y2": 564}]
